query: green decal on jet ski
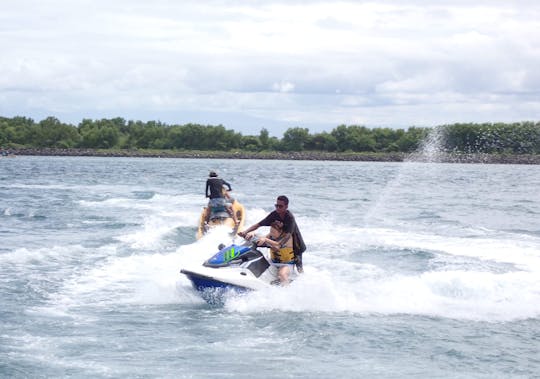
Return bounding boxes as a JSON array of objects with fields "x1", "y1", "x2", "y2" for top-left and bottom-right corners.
[
  {"x1": 225, "y1": 247, "x2": 238, "y2": 261},
  {"x1": 204, "y1": 244, "x2": 251, "y2": 266}
]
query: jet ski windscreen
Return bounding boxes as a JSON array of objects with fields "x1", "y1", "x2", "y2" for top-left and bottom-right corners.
[{"x1": 204, "y1": 244, "x2": 251, "y2": 267}]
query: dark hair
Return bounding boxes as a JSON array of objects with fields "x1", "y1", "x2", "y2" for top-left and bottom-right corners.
[
  {"x1": 271, "y1": 220, "x2": 283, "y2": 229},
  {"x1": 277, "y1": 195, "x2": 289, "y2": 205},
  {"x1": 209, "y1": 171, "x2": 218, "y2": 177}
]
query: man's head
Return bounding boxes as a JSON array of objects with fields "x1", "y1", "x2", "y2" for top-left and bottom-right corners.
[
  {"x1": 209, "y1": 170, "x2": 218, "y2": 177},
  {"x1": 274, "y1": 195, "x2": 289, "y2": 215}
]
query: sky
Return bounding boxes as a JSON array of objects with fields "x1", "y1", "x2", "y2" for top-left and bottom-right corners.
[{"x1": 1, "y1": 0, "x2": 540, "y2": 136}]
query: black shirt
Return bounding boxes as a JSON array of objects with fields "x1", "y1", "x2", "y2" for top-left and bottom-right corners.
[
  {"x1": 206, "y1": 177, "x2": 232, "y2": 199},
  {"x1": 258, "y1": 210, "x2": 295, "y2": 234},
  {"x1": 259, "y1": 210, "x2": 306, "y2": 255}
]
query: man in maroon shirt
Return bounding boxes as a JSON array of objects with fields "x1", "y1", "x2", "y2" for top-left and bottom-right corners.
[{"x1": 238, "y1": 195, "x2": 306, "y2": 273}]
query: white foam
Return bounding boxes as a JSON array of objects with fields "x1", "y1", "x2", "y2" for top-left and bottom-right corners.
[
  {"x1": 219, "y1": 208, "x2": 540, "y2": 321},
  {"x1": 368, "y1": 228, "x2": 540, "y2": 271},
  {"x1": 47, "y1": 250, "x2": 192, "y2": 310},
  {"x1": 116, "y1": 214, "x2": 184, "y2": 249},
  {"x1": 24, "y1": 201, "x2": 540, "y2": 322},
  {"x1": 222, "y1": 263, "x2": 540, "y2": 321},
  {"x1": 0, "y1": 244, "x2": 95, "y2": 265},
  {"x1": 43, "y1": 230, "x2": 241, "y2": 312},
  {"x1": 298, "y1": 222, "x2": 540, "y2": 271}
]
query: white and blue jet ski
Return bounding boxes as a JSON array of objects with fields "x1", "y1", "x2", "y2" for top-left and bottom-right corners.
[{"x1": 180, "y1": 238, "x2": 297, "y2": 303}]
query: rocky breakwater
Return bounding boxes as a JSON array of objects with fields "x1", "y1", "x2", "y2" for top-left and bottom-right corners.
[{"x1": 9, "y1": 148, "x2": 540, "y2": 164}]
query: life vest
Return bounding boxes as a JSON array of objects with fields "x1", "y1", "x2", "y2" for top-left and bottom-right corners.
[{"x1": 268, "y1": 231, "x2": 294, "y2": 263}]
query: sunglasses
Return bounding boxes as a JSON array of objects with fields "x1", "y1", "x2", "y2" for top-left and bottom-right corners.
[{"x1": 274, "y1": 203, "x2": 285, "y2": 208}]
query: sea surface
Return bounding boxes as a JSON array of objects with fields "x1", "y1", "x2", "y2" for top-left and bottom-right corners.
[{"x1": 1, "y1": 155, "x2": 540, "y2": 378}]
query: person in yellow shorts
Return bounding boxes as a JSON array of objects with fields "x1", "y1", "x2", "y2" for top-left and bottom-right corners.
[{"x1": 253, "y1": 220, "x2": 295, "y2": 284}]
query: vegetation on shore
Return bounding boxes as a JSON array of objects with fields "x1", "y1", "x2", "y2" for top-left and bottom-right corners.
[
  {"x1": 6, "y1": 147, "x2": 540, "y2": 164},
  {"x1": 1, "y1": 116, "x2": 539, "y2": 163}
]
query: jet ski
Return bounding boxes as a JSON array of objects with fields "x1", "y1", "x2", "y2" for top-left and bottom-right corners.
[
  {"x1": 196, "y1": 196, "x2": 245, "y2": 239},
  {"x1": 180, "y1": 238, "x2": 297, "y2": 303}
]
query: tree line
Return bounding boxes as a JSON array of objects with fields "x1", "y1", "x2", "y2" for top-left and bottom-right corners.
[{"x1": 1, "y1": 116, "x2": 539, "y2": 154}]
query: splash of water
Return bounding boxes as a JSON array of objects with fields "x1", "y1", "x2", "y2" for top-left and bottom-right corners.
[{"x1": 407, "y1": 126, "x2": 447, "y2": 162}]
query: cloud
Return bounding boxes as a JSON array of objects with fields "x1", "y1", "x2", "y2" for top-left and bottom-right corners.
[
  {"x1": 1, "y1": 0, "x2": 539, "y2": 135},
  {"x1": 272, "y1": 81, "x2": 295, "y2": 93}
]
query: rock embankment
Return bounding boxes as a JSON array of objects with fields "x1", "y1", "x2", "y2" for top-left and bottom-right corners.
[{"x1": 7, "y1": 148, "x2": 540, "y2": 164}]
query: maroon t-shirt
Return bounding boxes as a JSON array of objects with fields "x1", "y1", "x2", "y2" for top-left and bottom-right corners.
[{"x1": 258, "y1": 210, "x2": 295, "y2": 234}]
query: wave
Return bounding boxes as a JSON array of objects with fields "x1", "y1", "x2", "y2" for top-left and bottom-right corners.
[
  {"x1": 219, "y1": 261, "x2": 540, "y2": 321},
  {"x1": 20, "y1": 201, "x2": 540, "y2": 323}
]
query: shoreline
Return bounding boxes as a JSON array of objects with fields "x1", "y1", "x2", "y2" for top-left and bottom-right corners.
[{"x1": 5, "y1": 147, "x2": 540, "y2": 164}]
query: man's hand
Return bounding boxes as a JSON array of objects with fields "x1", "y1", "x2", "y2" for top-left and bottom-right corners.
[{"x1": 238, "y1": 231, "x2": 255, "y2": 240}]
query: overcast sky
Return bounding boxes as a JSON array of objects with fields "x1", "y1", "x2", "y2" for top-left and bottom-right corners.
[{"x1": 1, "y1": 0, "x2": 539, "y2": 136}]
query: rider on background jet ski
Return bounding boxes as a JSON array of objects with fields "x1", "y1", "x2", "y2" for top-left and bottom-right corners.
[{"x1": 205, "y1": 170, "x2": 238, "y2": 225}]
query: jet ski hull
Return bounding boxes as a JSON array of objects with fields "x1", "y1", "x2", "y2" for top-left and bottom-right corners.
[
  {"x1": 180, "y1": 268, "x2": 252, "y2": 304},
  {"x1": 180, "y1": 242, "x2": 295, "y2": 303},
  {"x1": 180, "y1": 269, "x2": 252, "y2": 292}
]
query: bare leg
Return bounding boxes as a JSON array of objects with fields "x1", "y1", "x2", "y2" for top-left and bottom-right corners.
[
  {"x1": 278, "y1": 266, "x2": 290, "y2": 284},
  {"x1": 227, "y1": 205, "x2": 238, "y2": 224}
]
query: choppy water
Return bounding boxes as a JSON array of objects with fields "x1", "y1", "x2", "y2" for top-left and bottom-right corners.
[{"x1": 1, "y1": 156, "x2": 540, "y2": 378}]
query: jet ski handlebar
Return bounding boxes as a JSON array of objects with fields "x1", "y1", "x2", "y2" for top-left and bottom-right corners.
[{"x1": 241, "y1": 234, "x2": 272, "y2": 249}]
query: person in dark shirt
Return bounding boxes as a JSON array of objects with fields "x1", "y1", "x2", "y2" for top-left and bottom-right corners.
[
  {"x1": 204, "y1": 171, "x2": 237, "y2": 224},
  {"x1": 206, "y1": 171, "x2": 232, "y2": 199},
  {"x1": 238, "y1": 195, "x2": 306, "y2": 274}
]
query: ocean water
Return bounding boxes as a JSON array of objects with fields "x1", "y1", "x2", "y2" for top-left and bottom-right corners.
[{"x1": 1, "y1": 155, "x2": 539, "y2": 378}]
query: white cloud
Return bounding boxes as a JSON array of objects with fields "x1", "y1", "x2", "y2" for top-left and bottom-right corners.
[
  {"x1": 1, "y1": 0, "x2": 540, "y2": 135},
  {"x1": 272, "y1": 81, "x2": 295, "y2": 93}
]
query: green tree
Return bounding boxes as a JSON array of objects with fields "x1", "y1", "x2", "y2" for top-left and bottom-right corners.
[
  {"x1": 34, "y1": 117, "x2": 80, "y2": 148},
  {"x1": 396, "y1": 127, "x2": 428, "y2": 152},
  {"x1": 259, "y1": 128, "x2": 270, "y2": 150},
  {"x1": 331, "y1": 125, "x2": 376, "y2": 152},
  {"x1": 306, "y1": 132, "x2": 337, "y2": 151},
  {"x1": 78, "y1": 119, "x2": 119, "y2": 148},
  {"x1": 1, "y1": 116, "x2": 35, "y2": 145},
  {"x1": 373, "y1": 128, "x2": 403, "y2": 152},
  {"x1": 281, "y1": 127, "x2": 310, "y2": 151},
  {"x1": 240, "y1": 135, "x2": 261, "y2": 151}
]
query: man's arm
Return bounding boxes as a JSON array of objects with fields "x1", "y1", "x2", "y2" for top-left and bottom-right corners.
[
  {"x1": 237, "y1": 223, "x2": 260, "y2": 238},
  {"x1": 238, "y1": 211, "x2": 274, "y2": 238},
  {"x1": 283, "y1": 212, "x2": 296, "y2": 234}
]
